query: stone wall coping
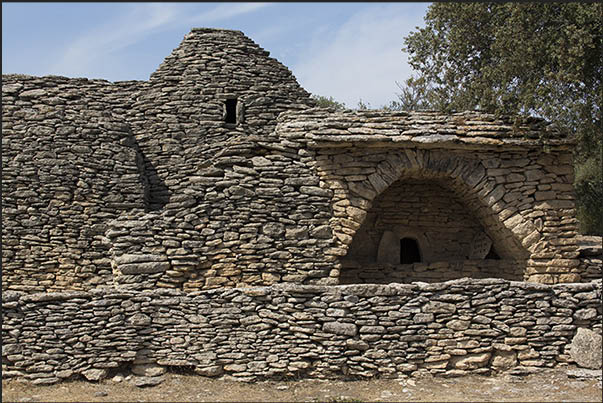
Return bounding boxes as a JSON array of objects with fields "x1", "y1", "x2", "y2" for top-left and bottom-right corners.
[
  {"x1": 4, "y1": 278, "x2": 601, "y2": 303},
  {"x1": 277, "y1": 109, "x2": 573, "y2": 149}
]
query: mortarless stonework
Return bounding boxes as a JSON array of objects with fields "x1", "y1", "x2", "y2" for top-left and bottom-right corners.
[
  {"x1": 2, "y1": 279, "x2": 601, "y2": 384},
  {"x1": 2, "y1": 28, "x2": 601, "y2": 384}
]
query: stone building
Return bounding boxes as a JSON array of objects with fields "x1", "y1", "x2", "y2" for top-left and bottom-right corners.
[
  {"x1": 2, "y1": 27, "x2": 602, "y2": 386},
  {"x1": 1, "y1": 28, "x2": 593, "y2": 293}
]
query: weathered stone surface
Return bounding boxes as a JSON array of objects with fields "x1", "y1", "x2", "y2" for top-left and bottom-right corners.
[
  {"x1": 120, "y1": 262, "x2": 170, "y2": 275},
  {"x1": 129, "y1": 313, "x2": 151, "y2": 327},
  {"x1": 450, "y1": 353, "x2": 492, "y2": 370},
  {"x1": 323, "y1": 321, "x2": 357, "y2": 336},
  {"x1": 569, "y1": 328, "x2": 602, "y2": 369},
  {"x1": 131, "y1": 364, "x2": 166, "y2": 377},
  {"x1": 131, "y1": 376, "x2": 165, "y2": 387},
  {"x1": 423, "y1": 301, "x2": 456, "y2": 314},
  {"x1": 491, "y1": 350, "x2": 518, "y2": 369},
  {"x1": 194, "y1": 366, "x2": 224, "y2": 377},
  {"x1": 82, "y1": 369, "x2": 108, "y2": 382},
  {"x1": 447, "y1": 319, "x2": 470, "y2": 331},
  {"x1": 0, "y1": 26, "x2": 598, "y2": 387},
  {"x1": 2, "y1": 279, "x2": 599, "y2": 385},
  {"x1": 567, "y1": 368, "x2": 603, "y2": 380}
]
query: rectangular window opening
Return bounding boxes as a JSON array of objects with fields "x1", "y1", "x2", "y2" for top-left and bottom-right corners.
[{"x1": 225, "y1": 99, "x2": 237, "y2": 124}]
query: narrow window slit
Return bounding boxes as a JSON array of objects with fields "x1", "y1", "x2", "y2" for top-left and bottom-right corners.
[{"x1": 225, "y1": 99, "x2": 237, "y2": 124}]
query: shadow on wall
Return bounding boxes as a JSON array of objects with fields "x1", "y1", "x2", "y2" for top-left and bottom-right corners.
[
  {"x1": 140, "y1": 150, "x2": 170, "y2": 211},
  {"x1": 122, "y1": 130, "x2": 170, "y2": 211}
]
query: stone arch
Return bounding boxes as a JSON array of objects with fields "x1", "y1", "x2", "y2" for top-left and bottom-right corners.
[{"x1": 324, "y1": 148, "x2": 545, "y2": 280}]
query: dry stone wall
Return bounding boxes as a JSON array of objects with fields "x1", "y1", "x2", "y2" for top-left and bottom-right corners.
[
  {"x1": 2, "y1": 75, "x2": 147, "y2": 292},
  {"x1": 105, "y1": 131, "x2": 338, "y2": 291},
  {"x1": 340, "y1": 260, "x2": 523, "y2": 284},
  {"x1": 2, "y1": 279, "x2": 601, "y2": 384},
  {"x1": 2, "y1": 28, "x2": 601, "y2": 388},
  {"x1": 275, "y1": 110, "x2": 583, "y2": 284},
  {"x1": 347, "y1": 180, "x2": 494, "y2": 262},
  {"x1": 2, "y1": 28, "x2": 598, "y2": 295},
  {"x1": 125, "y1": 28, "x2": 316, "y2": 210},
  {"x1": 577, "y1": 236, "x2": 603, "y2": 282}
]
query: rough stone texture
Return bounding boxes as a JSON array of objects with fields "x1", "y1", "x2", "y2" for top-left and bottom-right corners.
[
  {"x1": 569, "y1": 328, "x2": 602, "y2": 369},
  {"x1": 340, "y1": 260, "x2": 523, "y2": 284},
  {"x1": 576, "y1": 236, "x2": 602, "y2": 282},
  {"x1": 2, "y1": 279, "x2": 601, "y2": 383},
  {"x1": 2, "y1": 28, "x2": 596, "y2": 293},
  {"x1": 2, "y1": 28, "x2": 601, "y2": 386},
  {"x1": 279, "y1": 111, "x2": 583, "y2": 284},
  {"x1": 1, "y1": 76, "x2": 146, "y2": 292}
]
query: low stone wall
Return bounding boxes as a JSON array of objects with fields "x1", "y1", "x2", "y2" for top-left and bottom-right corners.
[
  {"x1": 339, "y1": 259, "x2": 524, "y2": 284},
  {"x1": 577, "y1": 236, "x2": 602, "y2": 282},
  {"x1": 2, "y1": 279, "x2": 601, "y2": 384}
]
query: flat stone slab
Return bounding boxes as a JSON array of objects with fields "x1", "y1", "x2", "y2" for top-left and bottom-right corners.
[
  {"x1": 567, "y1": 368, "x2": 603, "y2": 380},
  {"x1": 130, "y1": 376, "x2": 165, "y2": 387}
]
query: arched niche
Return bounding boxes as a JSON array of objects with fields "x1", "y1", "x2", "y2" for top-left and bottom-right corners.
[{"x1": 338, "y1": 171, "x2": 527, "y2": 284}]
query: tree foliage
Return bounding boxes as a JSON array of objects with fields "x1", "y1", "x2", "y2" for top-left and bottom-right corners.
[
  {"x1": 402, "y1": 2, "x2": 602, "y2": 234},
  {"x1": 311, "y1": 94, "x2": 347, "y2": 111}
]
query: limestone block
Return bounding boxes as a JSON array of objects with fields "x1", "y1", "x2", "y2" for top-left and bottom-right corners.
[
  {"x1": 491, "y1": 349, "x2": 517, "y2": 369},
  {"x1": 450, "y1": 353, "x2": 491, "y2": 370},
  {"x1": 82, "y1": 368, "x2": 108, "y2": 382},
  {"x1": 413, "y1": 313, "x2": 434, "y2": 323},
  {"x1": 377, "y1": 231, "x2": 400, "y2": 265},
  {"x1": 422, "y1": 301, "x2": 456, "y2": 314},
  {"x1": 128, "y1": 313, "x2": 151, "y2": 327},
  {"x1": 131, "y1": 363, "x2": 166, "y2": 377},
  {"x1": 323, "y1": 321, "x2": 357, "y2": 336},
  {"x1": 195, "y1": 366, "x2": 223, "y2": 377},
  {"x1": 574, "y1": 308, "x2": 597, "y2": 321},
  {"x1": 262, "y1": 222, "x2": 285, "y2": 237},
  {"x1": 131, "y1": 376, "x2": 164, "y2": 387},
  {"x1": 120, "y1": 261, "x2": 170, "y2": 274},
  {"x1": 569, "y1": 328, "x2": 602, "y2": 369},
  {"x1": 346, "y1": 339, "x2": 369, "y2": 351},
  {"x1": 446, "y1": 319, "x2": 470, "y2": 331}
]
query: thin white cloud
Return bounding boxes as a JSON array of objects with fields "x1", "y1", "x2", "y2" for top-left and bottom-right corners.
[
  {"x1": 185, "y1": 3, "x2": 269, "y2": 25},
  {"x1": 51, "y1": 3, "x2": 270, "y2": 78},
  {"x1": 292, "y1": 4, "x2": 427, "y2": 109}
]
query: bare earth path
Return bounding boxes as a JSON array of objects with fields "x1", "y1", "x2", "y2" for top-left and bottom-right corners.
[{"x1": 3, "y1": 368, "x2": 602, "y2": 403}]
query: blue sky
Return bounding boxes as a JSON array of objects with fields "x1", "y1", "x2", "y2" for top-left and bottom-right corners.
[{"x1": 2, "y1": 2, "x2": 430, "y2": 108}]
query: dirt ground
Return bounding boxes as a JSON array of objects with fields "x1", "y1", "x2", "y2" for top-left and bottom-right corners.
[{"x1": 3, "y1": 368, "x2": 602, "y2": 403}]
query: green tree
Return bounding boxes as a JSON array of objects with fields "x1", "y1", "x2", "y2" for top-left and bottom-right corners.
[
  {"x1": 311, "y1": 94, "x2": 347, "y2": 111},
  {"x1": 403, "y1": 2, "x2": 602, "y2": 235},
  {"x1": 385, "y1": 77, "x2": 448, "y2": 111}
]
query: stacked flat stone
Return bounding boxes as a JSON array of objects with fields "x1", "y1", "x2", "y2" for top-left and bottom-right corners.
[
  {"x1": 277, "y1": 109, "x2": 573, "y2": 148},
  {"x1": 576, "y1": 236, "x2": 603, "y2": 281},
  {"x1": 276, "y1": 109, "x2": 581, "y2": 284},
  {"x1": 129, "y1": 28, "x2": 316, "y2": 209},
  {"x1": 2, "y1": 29, "x2": 593, "y2": 292},
  {"x1": 2, "y1": 279, "x2": 601, "y2": 384},
  {"x1": 2, "y1": 75, "x2": 146, "y2": 292}
]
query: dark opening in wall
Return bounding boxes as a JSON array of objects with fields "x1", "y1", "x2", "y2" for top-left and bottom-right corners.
[
  {"x1": 400, "y1": 238, "x2": 421, "y2": 264},
  {"x1": 485, "y1": 245, "x2": 501, "y2": 260},
  {"x1": 225, "y1": 99, "x2": 237, "y2": 124}
]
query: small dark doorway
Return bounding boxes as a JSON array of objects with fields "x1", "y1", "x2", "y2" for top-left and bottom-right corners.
[
  {"x1": 485, "y1": 245, "x2": 501, "y2": 260},
  {"x1": 225, "y1": 99, "x2": 237, "y2": 124},
  {"x1": 400, "y1": 238, "x2": 421, "y2": 264}
]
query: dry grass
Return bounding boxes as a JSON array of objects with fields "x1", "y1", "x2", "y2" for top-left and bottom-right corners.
[{"x1": 2, "y1": 368, "x2": 601, "y2": 403}]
